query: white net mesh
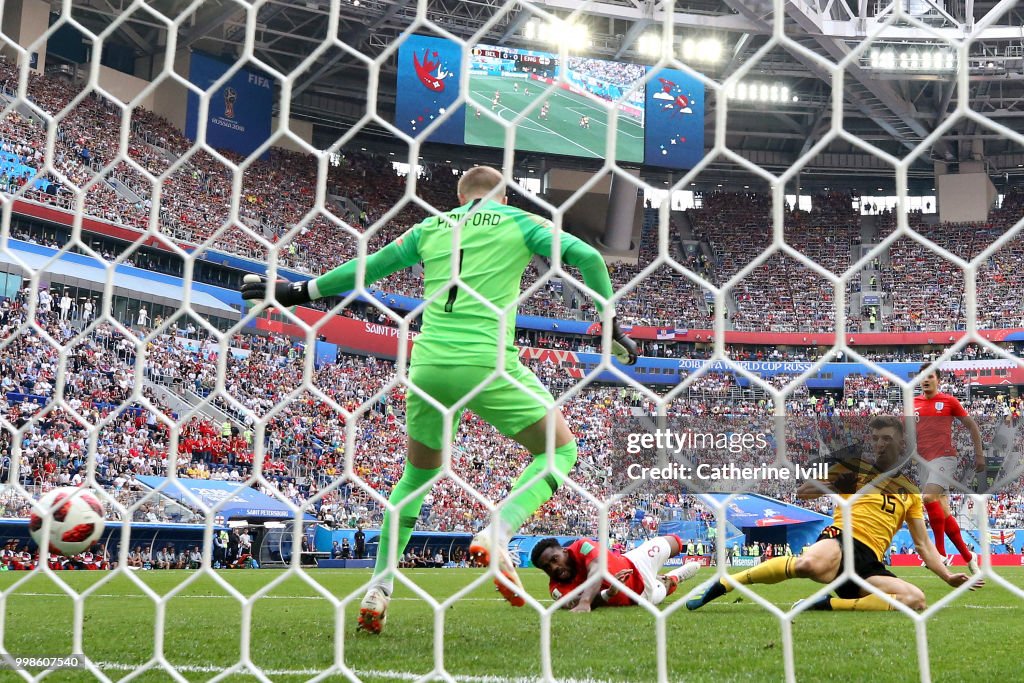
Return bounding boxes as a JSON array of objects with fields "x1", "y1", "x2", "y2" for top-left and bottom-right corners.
[{"x1": 1, "y1": 0, "x2": 1023, "y2": 680}]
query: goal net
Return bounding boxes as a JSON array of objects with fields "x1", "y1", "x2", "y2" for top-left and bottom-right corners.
[{"x1": 1, "y1": 0, "x2": 1022, "y2": 680}]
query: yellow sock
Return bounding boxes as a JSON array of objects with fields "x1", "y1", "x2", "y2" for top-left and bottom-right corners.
[
  {"x1": 829, "y1": 594, "x2": 896, "y2": 611},
  {"x1": 722, "y1": 557, "x2": 797, "y2": 592}
]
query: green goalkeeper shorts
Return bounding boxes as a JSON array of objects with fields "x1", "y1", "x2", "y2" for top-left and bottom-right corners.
[{"x1": 405, "y1": 363, "x2": 553, "y2": 450}]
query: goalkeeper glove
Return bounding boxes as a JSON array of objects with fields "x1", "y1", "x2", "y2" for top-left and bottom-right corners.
[
  {"x1": 610, "y1": 317, "x2": 638, "y2": 365},
  {"x1": 239, "y1": 276, "x2": 313, "y2": 307}
]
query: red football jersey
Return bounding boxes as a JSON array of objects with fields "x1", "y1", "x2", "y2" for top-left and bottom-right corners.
[
  {"x1": 913, "y1": 392, "x2": 968, "y2": 460},
  {"x1": 548, "y1": 539, "x2": 644, "y2": 607}
]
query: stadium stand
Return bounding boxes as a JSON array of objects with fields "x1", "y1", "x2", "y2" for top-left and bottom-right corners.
[
  {"x1": 3, "y1": 61, "x2": 1023, "y2": 332},
  {"x1": 1, "y1": 65, "x2": 1023, "y2": 579},
  {"x1": 4, "y1": 273, "x2": 1022, "y2": 552}
]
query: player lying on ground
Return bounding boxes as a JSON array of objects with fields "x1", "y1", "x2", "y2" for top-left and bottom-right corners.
[
  {"x1": 915, "y1": 363, "x2": 984, "y2": 570},
  {"x1": 531, "y1": 535, "x2": 700, "y2": 611},
  {"x1": 240, "y1": 166, "x2": 638, "y2": 633},
  {"x1": 687, "y1": 416, "x2": 979, "y2": 613}
]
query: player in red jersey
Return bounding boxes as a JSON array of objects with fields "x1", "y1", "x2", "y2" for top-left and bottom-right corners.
[
  {"x1": 914, "y1": 363, "x2": 984, "y2": 571},
  {"x1": 530, "y1": 535, "x2": 700, "y2": 611}
]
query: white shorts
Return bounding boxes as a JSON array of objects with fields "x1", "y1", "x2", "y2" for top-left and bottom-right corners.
[
  {"x1": 921, "y1": 455, "x2": 958, "y2": 490},
  {"x1": 624, "y1": 537, "x2": 674, "y2": 605}
]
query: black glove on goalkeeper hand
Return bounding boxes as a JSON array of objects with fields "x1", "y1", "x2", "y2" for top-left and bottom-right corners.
[
  {"x1": 239, "y1": 276, "x2": 312, "y2": 308},
  {"x1": 610, "y1": 317, "x2": 638, "y2": 365}
]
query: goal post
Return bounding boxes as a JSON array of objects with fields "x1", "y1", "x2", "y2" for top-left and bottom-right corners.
[{"x1": 0, "y1": 0, "x2": 1021, "y2": 681}]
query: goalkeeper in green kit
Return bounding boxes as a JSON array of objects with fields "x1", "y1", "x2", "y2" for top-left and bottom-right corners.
[{"x1": 240, "y1": 166, "x2": 637, "y2": 633}]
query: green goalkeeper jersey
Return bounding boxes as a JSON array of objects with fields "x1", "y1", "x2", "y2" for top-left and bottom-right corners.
[{"x1": 312, "y1": 199, "x2": 614, "y2": 369}]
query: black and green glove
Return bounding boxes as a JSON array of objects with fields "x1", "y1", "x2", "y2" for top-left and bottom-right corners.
[
  {"x1": 610, "y1": 317, "x2": 638, "y2": 365},
  {"x1": 240, "y1": 275, "x2": 313, "y2": 307}
]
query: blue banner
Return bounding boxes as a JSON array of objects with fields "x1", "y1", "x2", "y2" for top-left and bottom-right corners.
[
  {"x1": 7, "y1": 239, "x2": 247, "y2": 311},
  {"x1": 185, "y1": 52, "x2": 273, "y2": 157},
  {"x1": 696, "y1": 494, "x2": 830, "y2": 527},
  {"x1": 644, "y1": 67, "x2": 705, "y2": 169},
  {"x1": 4, "y1": 519, "x2": 227, "y2": 555},
  {"x1": 135, "y1": 477, "x2": 313, "y2": 520},
  {"x1": 315, "y1": 341, "x2": 339, "y2": 367},
  {"x1": 394, "y1": 35, "x2": 465, "y2": 144},
  {"x1": 364, "y1": 289, "x2": 594, "y2": 334}
]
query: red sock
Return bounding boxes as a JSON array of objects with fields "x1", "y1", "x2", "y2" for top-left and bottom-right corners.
[
  {"x1": 924, "y1": 501, "x2": 947, "y2": 555},
  {"x1": 945, "y1": 515, "x2": 972, "y2": 562}
]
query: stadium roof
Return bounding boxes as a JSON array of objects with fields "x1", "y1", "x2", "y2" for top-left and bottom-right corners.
[{"x1": 58, "y1": 0, "x2": 1024, "y2": 186}]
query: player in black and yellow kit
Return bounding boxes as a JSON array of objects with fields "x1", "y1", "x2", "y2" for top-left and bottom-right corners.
[{"x1": 687, "y1": 416, "x2": 979, "y2": 612}]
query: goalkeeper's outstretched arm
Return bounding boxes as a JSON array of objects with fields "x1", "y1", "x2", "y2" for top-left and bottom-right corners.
[
  {"x1": 519, "y1": 219, "x2": 637, "y2": 364},
  {"x1": 239, "y1": 228, "x2": 422, "y2": 306}
]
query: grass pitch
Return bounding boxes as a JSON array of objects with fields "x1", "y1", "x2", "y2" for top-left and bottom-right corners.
[
  {"x1": 464, "y1": 75, "x2": 644, "y2": 163},
  {"x1": 2, "y1": 567, "x2": 1021, "y2": 682}
]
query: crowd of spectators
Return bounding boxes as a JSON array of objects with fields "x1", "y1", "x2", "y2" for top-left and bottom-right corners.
[
  {"x1": 0, "y1": 280, "x2": 645, "y2": 540},
  {"x1": 564, "y1": 58, "x2": 646, "y2": 87},
  {"x1": 987, "y1": 488, "x2": 1024, "y2": 529},
  {"x1": 874, "y1": 193, "x2": 1024, "y2": 331},
  {"x1": 2, "y1": 274, "x2": 1022, "y2": 546},
  {"x1": 4, "y1": 61, "x2": 1024, "y2": 333},
  {"x1": 2, "y1": 63, "x2": 1024, "y2": 553},
  {"x1": 0, "y1": 539, "x2": 111, "y2": 571},
  {"x1": 0, "y1": 531, "x2": 259, "y2": 571},
  {"x1": 688, "y1": 191, "x2": 860, "y2": 333},
  {"x1": 598, "y1": 211, "x2": 716, "y2": 328},
  {"x1": 0, "y1": 276, "x2": 1020, "y2": 546},
  {"x1": 843, "y1": 372, "x2": 894, "y2": 399}
]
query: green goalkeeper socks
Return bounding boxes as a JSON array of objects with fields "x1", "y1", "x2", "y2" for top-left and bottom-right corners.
[
  {"x1": 498, "y1": 440, "x2": 578, "y2": 533},
  {"x1": 369, "y1": 441, "x2": 577, "y2": 592},
  {"x1": 370, "y1": 462, "x2": 441, "y2": 592}
]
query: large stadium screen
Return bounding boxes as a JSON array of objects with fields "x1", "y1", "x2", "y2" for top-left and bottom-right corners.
[
  {"x1": 464, "y1": 46, "x2": 646, "y2": 163},
  {"x1": 394, "y1": 35, "x2": 705, "y2": 169}
]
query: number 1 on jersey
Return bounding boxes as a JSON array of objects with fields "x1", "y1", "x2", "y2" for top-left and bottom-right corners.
[{"x1": 444, "y1": 249, "x2": 465, "y2": 312}]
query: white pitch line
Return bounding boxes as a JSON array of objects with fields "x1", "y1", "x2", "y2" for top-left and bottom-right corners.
[
  {"x1": 539, "y1": 82, "x2": 644, "y2": 126},
  {"x1": 91, "y1": 662, "x2": 614, "y2": 682}
]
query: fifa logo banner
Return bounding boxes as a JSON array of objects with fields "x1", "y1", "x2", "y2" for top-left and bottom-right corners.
[
  {"x1": 185, "y1": 52, "x2": 274, "y2": 157},
  {"x1": 223, "y1": 87, "x2": 237, "y2": 119}
]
